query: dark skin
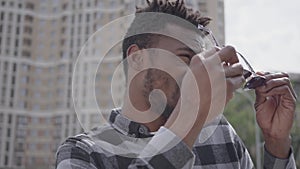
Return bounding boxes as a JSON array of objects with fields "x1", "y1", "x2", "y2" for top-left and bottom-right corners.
[
  {"x1": 123, "y1": 23, "x2": 296, "y2": 158},
  {"x1": 255, "y1": 72, "x2": 297, "y2": 158}
]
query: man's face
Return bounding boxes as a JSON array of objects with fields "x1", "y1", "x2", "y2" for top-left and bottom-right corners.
[{"x1": 141, "y1": 24, "x2": 202, "y2": 119}]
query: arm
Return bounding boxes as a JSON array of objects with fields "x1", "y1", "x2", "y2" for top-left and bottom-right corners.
[
  {"x1": 129, "y1": 127, "x2": 195, "y2": 169},
  {"x1": 56, "y1": 46, "x2": 243, "y2": 169},
  {"x1": 56, "y1": 138, "x2": 98, "y2": 169},
  {"x1": 254, "y1": 72, "x2": 297, "y2": 169},
  {"x1": 165, "y1": 46, "x2": 244, "y2": 149},
  {"x1": 264, "y1": 145, "x2": 296, "y2": 169},
  {"x1": 56, "y1": 130, "x2": 195, "y2": 169},
  {"x1": 131, "y1": 46, "x2": 243, "y2": 168}
]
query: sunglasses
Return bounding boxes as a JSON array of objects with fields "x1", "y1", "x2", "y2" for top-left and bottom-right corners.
[{"x1": 197, "y1": 25, "x2": 266, "y2": 90}]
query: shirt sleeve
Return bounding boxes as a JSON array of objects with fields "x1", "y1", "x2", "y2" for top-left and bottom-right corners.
[
  {"x1": 263, "y1": 145, "x2": 296, "y2": 169},
  {"x1": 56, "y1": 128, "x2": 195, "y2": 169},
  {"x1": 55, "y1": 137, "x2": 98, "y2": 169},
  {"x1": 128, "y1": 127, "x2": 195, "y2": 169}
]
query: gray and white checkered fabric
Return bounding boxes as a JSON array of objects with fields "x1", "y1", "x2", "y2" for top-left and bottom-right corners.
[{"x1": 56, "y1": 109, "x2": 296, "y2": 169}]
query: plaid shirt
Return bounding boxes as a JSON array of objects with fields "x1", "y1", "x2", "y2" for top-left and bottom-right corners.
[{"x1": 56, "y1": 109, "x2": 296, "y2": 169}]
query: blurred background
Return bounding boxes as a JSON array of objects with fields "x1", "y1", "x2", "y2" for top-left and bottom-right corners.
[{"x1": 0, "y1": 0, "x2": 299, "y2": 169}]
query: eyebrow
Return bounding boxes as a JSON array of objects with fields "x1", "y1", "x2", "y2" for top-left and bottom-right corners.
[{"x1": 176, "y1": 47, "x2": 195, "y2": 54}]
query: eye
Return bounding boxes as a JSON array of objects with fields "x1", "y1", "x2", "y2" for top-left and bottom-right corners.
[{"x1": 179, "y1": 55, "x2": 191, "y2": 65}]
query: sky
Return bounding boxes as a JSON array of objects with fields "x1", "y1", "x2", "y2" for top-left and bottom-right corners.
[{"x1": 224, "y1": 0, "x2": 300, "y2": 73}]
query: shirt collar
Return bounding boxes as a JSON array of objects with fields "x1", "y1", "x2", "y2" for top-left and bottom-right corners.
[{"x1": 109, "y1": 108, "x2": 154, "y2": 138}]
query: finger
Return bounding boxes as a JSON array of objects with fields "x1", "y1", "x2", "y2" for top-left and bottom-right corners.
[
  {"x1": 202, "y1": 47, "x2": 220, "y2": 59},
  {"x1": 257, "y1": 77, "x2": 290, "y2": 92},
  {"x1": 260, "y1": 85, "x2": 297, "y2": 103},
  {"x1": 218, "y1": 46, "x2": 239, "y2": 65},
  {"x1": 263, "y1": 72, "x2": 289, "y2": 81},
  {"x1": 256, "y1": 71, "x2": 271, "y2": 76},
  {"x1": 224, "y1": 63, "x2": 243, "y2": 77},
  {"x1": 227, "y1": 76, "x2": 245, "y2": 91},
  {"x1": 256, "y1": 76, "x2": 297, "y2": 100},
  {"x1": 255, "y1": 89, "x2": 267, "y2": 108}
]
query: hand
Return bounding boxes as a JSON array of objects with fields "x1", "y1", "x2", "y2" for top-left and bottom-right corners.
[
  {"x1": 165, "y1": 46, "x2": 242, "y2": 148},
  {"x1": 255, "y1": 72, "x2": 297, "y2": 158}
]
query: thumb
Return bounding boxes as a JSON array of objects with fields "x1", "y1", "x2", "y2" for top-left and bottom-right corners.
[{"x1": 254, "y1": 89, "x2": 266, "y2": 109}]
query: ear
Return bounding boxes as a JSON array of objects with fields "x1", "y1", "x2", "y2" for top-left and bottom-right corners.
[{"x1": 127, "y1": 44, "x2": 143, "y2": 71}]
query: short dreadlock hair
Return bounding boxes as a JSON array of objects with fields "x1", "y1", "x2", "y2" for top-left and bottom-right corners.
[{"x1": 122, "y1": 0, "x2": 211, "y2": 76}]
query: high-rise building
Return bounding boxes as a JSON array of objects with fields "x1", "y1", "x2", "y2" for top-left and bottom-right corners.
[
  {"x1": 135, "y1": 0, "x2": 225, "y2": 45},
  {"x1": 0, "y1": 0, "x2": 132, "y2": 168},
  {"x1": 193, "y1": 0, "x2": 225, "y2": 45},
  {"x1": 0, "y1": 0, "x2": 225, "y2": 169}
]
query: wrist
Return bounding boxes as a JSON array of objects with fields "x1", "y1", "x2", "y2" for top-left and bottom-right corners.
[{"x1": 264, "y1": 135, "x2": 291, "y2": 159}]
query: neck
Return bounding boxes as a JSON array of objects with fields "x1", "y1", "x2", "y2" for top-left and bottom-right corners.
[{"x1": 122, "y1": 93, "x2": 167, "y2": 132}]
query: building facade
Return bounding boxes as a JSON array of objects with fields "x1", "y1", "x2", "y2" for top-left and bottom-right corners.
[
  {"x1": 0, "y1": 0, "x2": 225, "y2": 169},
  {"x1": 0, "y1": 0, "x2": 131, "y2": 168}
]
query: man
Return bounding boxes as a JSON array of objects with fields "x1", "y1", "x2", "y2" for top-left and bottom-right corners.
[{"x1": 56, "y1": 0, "x2": 297, "y2": 168}]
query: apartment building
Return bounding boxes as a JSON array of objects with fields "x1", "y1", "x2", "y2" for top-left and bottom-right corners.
[
  {"x1": 0, "y1": 0, "x2": 131, "y2": 168},
  {"x1": 0, "y1": 0, "x2": 224, "y2": 168}
]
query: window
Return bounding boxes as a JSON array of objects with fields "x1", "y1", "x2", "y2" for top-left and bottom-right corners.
[
  {"x1": 10, "y1": 88, "x2": 14, "y2": 98},
  {"x1": 53, "y1": 7, "x2": 57, "y2": 13},
  {"x1": 6, "y1": 141, "x2": 9, "y2": 152},
  {"x1": 4, "y1": 155, "x2": 8, "y2": 165},
  {"x1": 38, "y1": 43, "x2": 44, "y2": 50},
  {"x1": 59, "y1": 65, "x2": 65, "y2": 72},
  {"x1": 55, "y1": 116, "x2": 62, "y2": 124},
  {"x1": 35, "y1": 68, "x2": 42, "y2": 74},
  {"x1": 9, "y1": 13, "x2": 13, "y2": 21},
  {"x1": 39, "y1": 20, "x2": 46, "y2": 27},
  {"x1": 4, "y1": 62, "x2": 8, "y2": 71},
  {"x1": 18, "y1": 102, "x2": 25, "y2": 108},
  {"x1": 28, "y1": 143, "x2": 36, "y2": 150},
  {"x1": 45, "y1": 118, "x2": 51, "y2": 125},
  {"x1": 18, "y1": 116, "x2": 28, "y2": 124},
  {"x1": 17, "y1": 129, "x2": 26, "y2": 137},
  {"x1": 25, "y1": 15, "x2": 33, "y2": 22},
  {"x1": 31, "y1": 130, "x2": 37, "y2": 137},
  {"x1": 0, "y1": 12, "x2": 4, "y2": 21},
  {"x1": 62, "y1": 16, "x2": 67, "y2": 22},
  {"x1": 62, "y1": 3, "x2": 67, "y2": 10},
  {"x1": 16, "y1": 156, "x2": 22, "y2": 166},
  {"x1": 50, "y1": 41, "x2": 55, "y2": 48},
  {"x1": 49, "y1": 67, "x2": 55, "y2": 73},
  {"x1": 8, "y1": 114, "x2": 12, "y2": 123},
  {"x1": 13, "y1": 63, "x2": 16, "y2": 72},
  {"x1": 0, "y1": 113, "x2": 3, "y2": 123},
  {"x1": 16, "y1": 27, "x2": 20, "y2": 35},
  {"x1": 15, "y1": 39, "x2": 19, "y2": 47},
  {"x1": 21, "y1": 76, "x2": 29, "y2": 84},
  {"x1": 6, "y1": 37, "x2": 10, "y2": 45},
  {"x1": 7, "y1": 128, "x2": 11, "y2": 137},
  {"x1": 31, "y1": 117, "x2": 39, "y2": 124},
  {"x1": 34, "y1": 92, "x2": 41, "y2": 98},
  {"x1": 86, "y1": 14, "x2": 90, "y2": 22},
  {"x1": 35, "y1": 79, "x2": 41, "y2": 85},
  {"x1": 23, "y1": 38, "x2": 32, "y2": 46},
  {"x1": 22, "y1": 50, "x2": 31, "y2": 57},
  {"x1": 11, "y1": 76, "x2": 15, "y2": 85},
  {"x1": 79, "y1": 14, "x2": 82, "y2": 22},
  {"x1": 24, "y1": 26, "x2": 32, "y2": 34},
  {"x1": 47, "y1": 92, "x2": 53, "y2": 99}
]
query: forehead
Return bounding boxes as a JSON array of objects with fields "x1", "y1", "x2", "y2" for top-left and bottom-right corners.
[{"x1": 155, "y1": 23, "x2": 203, "y2": 53}]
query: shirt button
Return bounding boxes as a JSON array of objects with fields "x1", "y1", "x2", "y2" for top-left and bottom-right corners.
[{"x1": 139, "y1": 127, "x2": 145, "y2": 134}]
